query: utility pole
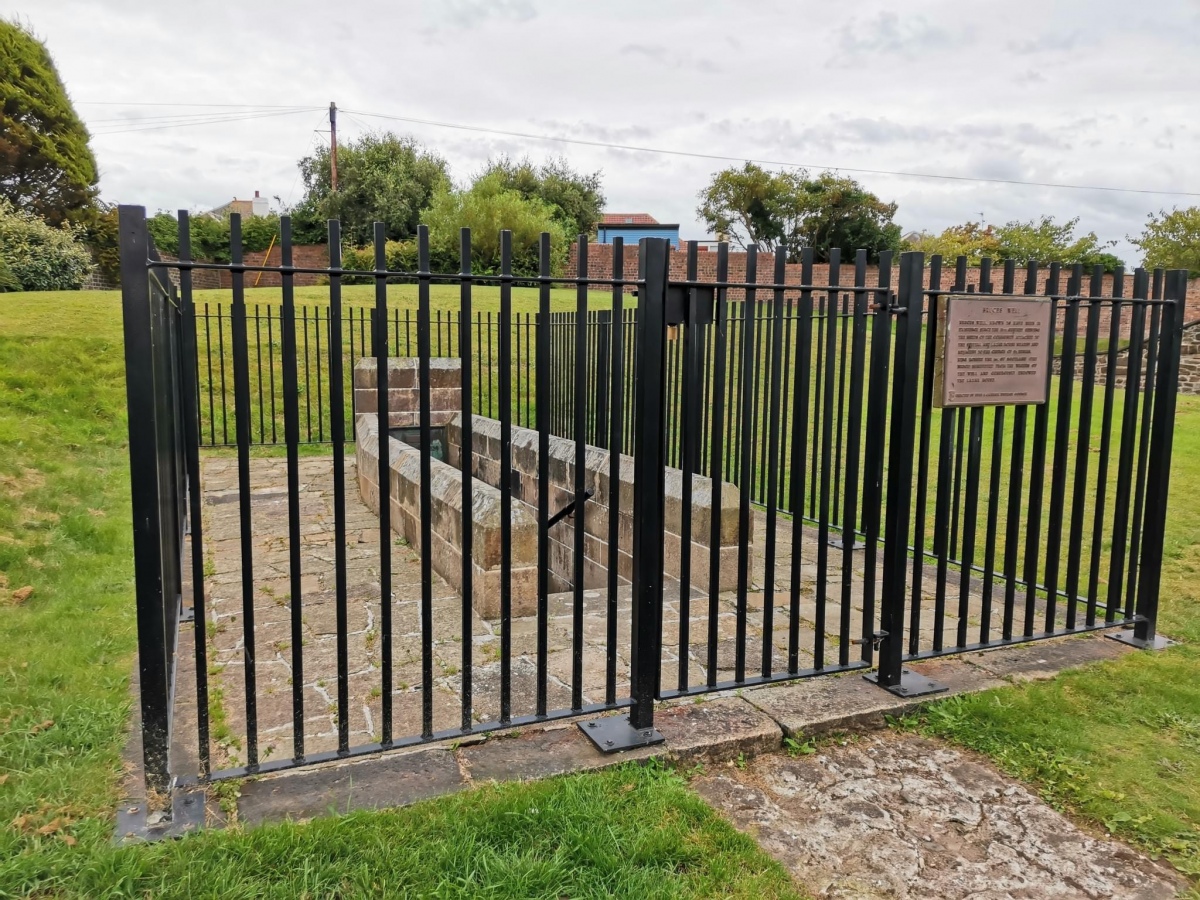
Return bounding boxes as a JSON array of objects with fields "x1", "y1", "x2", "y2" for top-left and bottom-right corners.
[{"x1": 329, "y1": 101, "x2": 338, "y2": 192}]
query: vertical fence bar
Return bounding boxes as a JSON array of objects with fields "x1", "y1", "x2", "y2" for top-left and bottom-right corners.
[
  {"x1": 373, "y1": 223, "x2": 393, "y2": 745},
  {"x1": 1001, "y1": 261, "x2": 1038, "y2": 641},
  {"x1": 458, "y1": 229, "x2": 474, "y2": 731},
  {"x1": 837, "y1": 252, "x2": 868, "y2": 666},
  {"x1": 677, "y1": 242, "x2": 699, "y2": 690},
  {"x1": 787, "y1": 249, "x2": 814, "y2": 672},
  {"x1": 203, "y1": 303, "x2": 215, "y2": 445},
  {"x1": 119, "y1": 206, "x2": 172, "y2": 793},
  {"x1": 499, "y1": 230, "x2": 514, "y2": 723},
  {"x1": 279, "y1": 217, "x2": 305, "y2": 762},
  {"x1": 707, "y1": 243, "x2": 731, "y2": 686},
  {"x1": 327, "y1": 221, "x2": 349, "y2": 755},
  {"x1": 1023, "y1": 265, "x2": 1059, "y2": 637},
  {"x1": 175, "y1": 211, "x2": 211, "y2": 779},
  {"x1": 227, "y1": 215, "x2": 259, "y2": 767},
  {"x1": 1044, "y1": 268, "x2": 1081, "y2": 633},
  {"x1": 908, "y1": 254, "x2": 937, "y2": 655},
  {"x1": 572, "y1": 238, "x2": 588, "y2": 710},
  {"x1": 417, "y1": 227, "x2": 435, "y2": 737},
  {"x1": 1088, "y1": 273, "x2": 1123, "y2": 624},
  {"x1": 863, "y1": 254, "x2": 893, "y2": 660},
  {"x1": 734, "y1": 247, "x2": 760, "y2": 681},
  {"x1": 1107, "y1": 270, "x2": 1149, "y2": 622},
  {"x1": 872, "y1": 252, "x2": 925, "y2": 692},
  {"x1": 217, "y1": 303, "x2": 229, "y2": 446},
  {"x1": 605, "y1": 239, "x2": 625, "y2": 705},
  {"x1": 815, "y1": 251, "x2": 840, "y2": 670},
  {"x1": 956, "y1": 407, "x2": 984, "y2": 648},
  {"x1": 1066, "y1": 268, "x2": 1103, "y2": 629},
  {"x1": 1132, "y1": 270, "x2": 1187, "y2": 646},
  {"x1": 1126, "y1": 277, "x2": 1162, "y2": 618},
  {"x1": 979, "y1": 406, "x2": 1005, "y2": 644},
  {"x1": 759, "y1": 251, "x2": 786, "y2": 676}
]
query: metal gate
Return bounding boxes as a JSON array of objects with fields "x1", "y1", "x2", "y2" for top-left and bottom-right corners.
[{"x1": 118, "y1": 206, "x2": 1186, "y2": 800}]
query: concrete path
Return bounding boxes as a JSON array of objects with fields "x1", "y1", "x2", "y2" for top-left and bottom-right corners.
[{"x1": 693, "y1": 733, "x2": 1183, "y2": 899}]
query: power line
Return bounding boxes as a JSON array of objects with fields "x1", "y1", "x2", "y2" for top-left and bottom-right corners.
[
  {"x1": 78, "y1": 100, "x2": 317, "y2": 109},
  {"x1": 342, "y1": 106, "x2": 1200, "y2": 199},
  {"x1": 91, "y1": 108, "x2": 322, "y2": 136},
  {"x1": 87, "y1": 107, "x2": 311, "y2": 126}
]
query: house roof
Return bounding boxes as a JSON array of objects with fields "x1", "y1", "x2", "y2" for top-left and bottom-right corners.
[
  {"x1": 600, "y1": 213, "x2": 660, "y2": 225},
  {"x1": 205, "y1": 198, "x2": 255, "y2": 219}
]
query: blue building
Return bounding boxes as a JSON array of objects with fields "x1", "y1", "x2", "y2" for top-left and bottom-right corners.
[{"x1": 595, "y1": 213, "x2": 681, "y2": 248}]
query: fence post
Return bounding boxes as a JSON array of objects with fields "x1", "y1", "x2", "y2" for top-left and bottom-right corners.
[
  {"x1": 1117, "y1": 269, "x2": 1187, "y2": 650},
  {"x1": 867, "y1": 251, "x2": 946, "y2": 697},
  {"x1": 579, "y1": 237, "x2": 668, "y2": 752},
  {"x1": 119, "y1": 205, "x2": 174, "y2": 793}
]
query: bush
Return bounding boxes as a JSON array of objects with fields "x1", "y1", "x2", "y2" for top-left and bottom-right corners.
[
  {"x1": 147, "y1": 211, "x2": 281, "y2": 263},
  {"x1": 0, "y1": 199, "x2": 94, "y2": 290},
  {"x1": 423, "y1": 176, "x2": 569, "y2": 277}
]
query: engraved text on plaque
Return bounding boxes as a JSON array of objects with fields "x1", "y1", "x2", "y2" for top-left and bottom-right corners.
[{"x1": 934, "y1": 295, "x2": 1053, "y2": 407}]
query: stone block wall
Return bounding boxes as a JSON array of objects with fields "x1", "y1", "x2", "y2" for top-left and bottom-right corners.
[
  {"x1": 355, "y1": 413, "x2": 539, "y2": 619},
  {"x1": 353, "y1": 357, "x2": 463, "y2": 427},
  {"x1": 445, "y1": 414, "x2": 746, "y2": 595},
  {"x1": 1052, "y1": 320, "x2": 1200, "y2": 394}
]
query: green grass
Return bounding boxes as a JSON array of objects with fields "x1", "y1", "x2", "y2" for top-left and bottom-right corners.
[
  {"x1": 8, "y1": 762, "x2": 802, "y2": 899},
  {"x1": 0, "y1": 289, "x2": 802, "y2": 898}
]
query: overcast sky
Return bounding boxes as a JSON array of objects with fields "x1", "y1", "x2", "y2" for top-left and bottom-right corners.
[{"x1": 9, "y1": 0, "x2": 1200, "y2": 262}]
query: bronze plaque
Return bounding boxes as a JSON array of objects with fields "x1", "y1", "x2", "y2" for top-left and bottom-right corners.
[{"x1": 934, "y1": 295, "x2": 1053, "y2": 408}]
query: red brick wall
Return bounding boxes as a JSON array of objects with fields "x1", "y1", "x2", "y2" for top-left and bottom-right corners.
[
  {"x1": 217, "y1": 244, "x2": 328, "y2": 288},
  {"x1": 568, "y1": 243, "x2": 1200, "y2": 335}
]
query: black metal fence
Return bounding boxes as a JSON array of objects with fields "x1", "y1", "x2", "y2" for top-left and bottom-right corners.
[{"x1": 119, "y1": 205, "x2": 1186, "y2": 803}]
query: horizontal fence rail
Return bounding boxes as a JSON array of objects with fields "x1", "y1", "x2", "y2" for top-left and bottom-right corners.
[{"x1": 119, "y1": 205, "x2": 1186, "y2": 800}]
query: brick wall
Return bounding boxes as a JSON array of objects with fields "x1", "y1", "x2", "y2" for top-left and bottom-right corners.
[
  {"x1": 567, "y1": 243, "x2": 1200, "y2": 337},
  {"x1": 217, "y1": 243, "x2": 329, "y2": 288},
  {"x1": 1055, "y1": 320, "x2": 1200, "y2": 395}
]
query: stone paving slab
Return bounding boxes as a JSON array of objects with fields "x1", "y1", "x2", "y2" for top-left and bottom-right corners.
[
  {"x1": 238, "y1": 747, "x2": 464, "y2": 827},
  {"x1": 197, "y1": 453, "x2": 1009, "y2": 766},
  {"x1": 692, "y1": 732, "x2": 1182, "y2": 900}
]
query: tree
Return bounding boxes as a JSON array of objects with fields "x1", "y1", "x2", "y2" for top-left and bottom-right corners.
[
  {"x1": 0, "y1": 198, "x2": 94, "y2": 291},
  {"x1": 296, "y1": 132, "x2": 449, "y2": 246},
  {"x1": 793, "y1": 173, "x2": 902, "y2": 262},
  {"x1": 905, "y1": 215, "x2": 1123, "y2": 270},
  {"x1": 476, "y1": 156, "x2": 604, "y2": 238},
  {"x1": 903, "y1": 222, "x2": 1001, "y2": 264},
  {"x1": 696, "y1": 164, "x2": 901, "y2": 262},
  {"x1": 993, "y1": 216, "x2": 1121, "y2": 271},
  {"x1": 421, "y1": 174, "x2": 570, "y2": 276},
  {"x1": 0, "y1": 20, "x2": 98, "y2": 225},
  {"x1": 1130, "y1": 207, "x2": 1200, "y2": 277},
  {"x1": 696, "y1": 163, "x2": 806, "y2": 255}
]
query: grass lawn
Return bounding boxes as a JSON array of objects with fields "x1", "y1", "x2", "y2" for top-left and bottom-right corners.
[{"x1": 0, "y1": 289, "x2": 801, "y2": 898}]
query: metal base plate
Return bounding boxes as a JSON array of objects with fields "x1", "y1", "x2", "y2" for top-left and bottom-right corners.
[
  {"x1": 578, "y1": 715, "x2": 665, "y2": 754},
  {"x1": 1106, "y1": 629, "x2": 1178, "y2": 651},
  {"x1": 864, "y1": 668, "x2": 948, "y2": 698},
  {"x1": 114, "y1": 788, "x2": 206, "y2": 843}
]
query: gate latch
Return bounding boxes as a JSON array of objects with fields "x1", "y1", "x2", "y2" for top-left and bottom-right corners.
[
  {"x1": 665, "y1": 286, "x2": 715, "y2": 327},
  {"x1": 852, "y1": 630, "x2": 888, "y2": 651}
]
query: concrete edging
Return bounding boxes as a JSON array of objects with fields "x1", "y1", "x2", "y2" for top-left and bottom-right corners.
[{"x1": 228, "y1": 631, "x2": 1137, "y2": 828}]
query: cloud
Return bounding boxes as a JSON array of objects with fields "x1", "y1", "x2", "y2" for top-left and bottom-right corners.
[
  {"x1": 838, "y1": 11, "x2": 954, "y2": 57},
  {"x1": 14, "y1": 0, "x2": 1196, "y2": 266}
]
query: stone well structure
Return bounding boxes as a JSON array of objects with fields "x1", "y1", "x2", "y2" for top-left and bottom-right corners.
[{"x1": 354, "y1": 357, "x2": 748, "y2": 620}]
